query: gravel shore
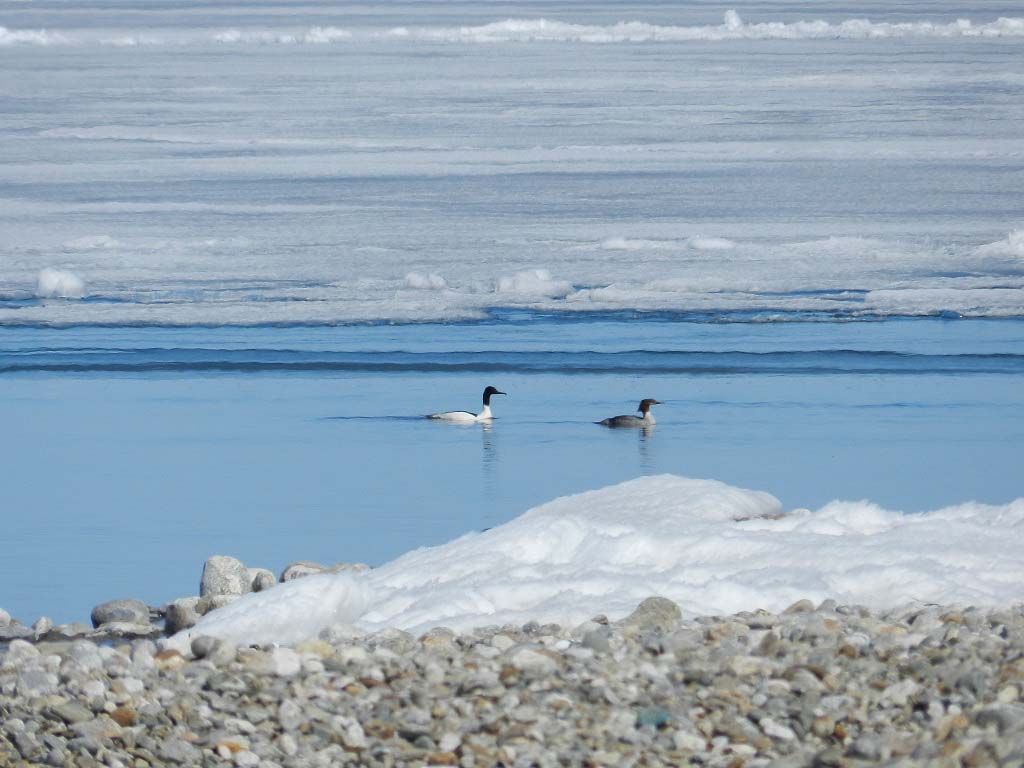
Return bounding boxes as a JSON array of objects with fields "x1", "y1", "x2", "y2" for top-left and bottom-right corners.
[{"x1": 3, "y1": 598, "x2": 1024, "y2": 767}]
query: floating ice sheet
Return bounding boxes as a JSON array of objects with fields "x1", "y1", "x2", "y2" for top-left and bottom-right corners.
[{"x1": 4, "y1": 12, "x2": 1024, "y2": 47}]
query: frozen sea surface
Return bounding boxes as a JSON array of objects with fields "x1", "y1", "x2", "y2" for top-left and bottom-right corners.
[{"x1": 1, "y1": 1, "x2": 1023, "y2": 325}]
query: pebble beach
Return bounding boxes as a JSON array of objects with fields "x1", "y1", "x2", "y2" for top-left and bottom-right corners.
[{"x1": 3, "y1": 591, "x2": 1024, "y2": 767}]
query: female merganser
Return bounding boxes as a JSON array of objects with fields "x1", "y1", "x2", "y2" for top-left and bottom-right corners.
[
  {"x1": 428, "y1": 386, "x2": 506, "y2": 422},
  {"x1": 598, "y1": 398, "x2": 661, "y2": 428}
]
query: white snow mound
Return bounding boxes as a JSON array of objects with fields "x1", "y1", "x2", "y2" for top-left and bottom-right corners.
[
  {"x1": 35, "y1": 268, "x2": 85, "y2": 299},
  {"x1": 976, "y1": 229, "x2": 1024, "y2": 258},
  {"x1": 404, "y1": 271, "x2": 447, "y2": 290},
  {"x1": 495, "y1": 269, "x2": 572, "y2": 297},
  {"x1": 168, "y1": 573, "x2": 373, "y2": 651},
  {"x1": 169, "y1": 475, "x2": 1024, "y2": 648}
]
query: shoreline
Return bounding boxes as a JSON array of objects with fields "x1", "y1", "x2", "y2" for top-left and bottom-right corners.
[{"x1": 3, "y1": 597, "x2": 1024, "y2": 766}]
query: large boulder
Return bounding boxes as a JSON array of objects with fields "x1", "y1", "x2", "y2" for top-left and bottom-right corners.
[
  {"x1": 200, "y1": 555, "x2": 252, "y2": 597},
  {"x1": 91, "y1": 599, "x2": 149, "y2": 628}
]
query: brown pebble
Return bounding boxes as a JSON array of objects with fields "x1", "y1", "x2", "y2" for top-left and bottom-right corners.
[
  {"x1": 110, "y1": 706, "x2": 138, "y2": 727},
  {"x1": 812, "y1": 716, "x2": 835, "y2": 739},
  {"x1": 153, "y1": 649, "x2": 187, "y2": 671},
  {"x1": 936, "y1": 713, "x2": 970, "y2": 741},
  {"x1": 941, "y1": 740, "x2": 962, "y2": 757},
  {"x1": 365, "y1": 721, "x2": 396, "y2": 739},
  {"x1": 427, "y1": 752, "x2": 458, "y2": 766}
]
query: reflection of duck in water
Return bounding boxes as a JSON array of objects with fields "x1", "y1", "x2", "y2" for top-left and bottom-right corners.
[
  {"x1": 597, "y1": 398, "x2": 661, "y2": 428},
  {"x1": 428, "y1": 386, "x2": 506, "y2": 423}
]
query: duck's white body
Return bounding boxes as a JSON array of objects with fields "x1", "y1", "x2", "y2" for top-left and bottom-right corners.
[
  {"x1": 428, "y1": 386, "x2": 505, "y2": 423},
  {"x1": 428, "y1": 404, "x2": 494, "y2": 423}
]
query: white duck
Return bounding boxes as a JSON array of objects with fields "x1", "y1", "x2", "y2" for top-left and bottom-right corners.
[{"x1": 428, "y1": 386, "x2": 506, "y2": 423}]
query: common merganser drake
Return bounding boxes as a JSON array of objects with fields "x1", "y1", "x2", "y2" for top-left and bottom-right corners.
[
  {"x1": 598, "y1": 398, "x2": 661, "y2": 428},
  {"x1": 428, "y1": 386, "x2": 506, "y2": 423}
]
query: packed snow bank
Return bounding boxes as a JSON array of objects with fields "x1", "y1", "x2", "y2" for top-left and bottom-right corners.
[
  {"x1": 495, "y1": 269, "x2": 572, "y2": 298},
  {"x1": 689, "y1": 237, "x2": 736, "y2": 251},
  {"x1": 172, "y1": 574, "x2": 373, "y2": 649},
  {"x1": 35, "y1": 268, "x2": 85, "y2": 299},
  {"x1": 169, "y1": 475, "x2": 1024, "y2": 648},
  {"x1": 976, "y1": 229, "x2": 1024, "y2": 258},
  {"x1": 0, "y1": 27, "x2": 66, "y2": 46},
  {"x1": 404, "y1": 271, "x2": 447, "y2": 290},
  {"x1": 213, "y1": 26, "x2": 351, "y2": 45},
  {"x1": 601, "y1": 237, "x2": 680, "y2": 251},
  {"x1": 7, "y1": 13, "x2": 1024, "y2": 48},
  {"x1": 385, "y1": 13, "x2": 1024, "y2": 44},
  {"x1": 62, "y1": 235, "x2": 119, "y2": 250}
]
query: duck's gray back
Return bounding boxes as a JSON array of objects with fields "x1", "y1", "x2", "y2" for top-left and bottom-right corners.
[{"x1": 599, "y1": 414, "x2": 641, "y2": 427}]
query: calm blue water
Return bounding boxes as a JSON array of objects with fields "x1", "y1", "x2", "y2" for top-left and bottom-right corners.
[{"x1": 2, "y1": 316, "x2": 1023, "y2": 625}]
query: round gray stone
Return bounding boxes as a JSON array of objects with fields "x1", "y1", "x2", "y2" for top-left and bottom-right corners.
[
  {"x1": 190, "y1": 635, "x2": 237, "y2": 665},
  {"x1": 248, "y1": 567, "x2": 277, "y2": 592},
  {"x1": 164, "y1": 597, "x2": 201, "y2": 634},
  {"x1": 90, "y1": 598, "x2": 149, "y2": 628}
]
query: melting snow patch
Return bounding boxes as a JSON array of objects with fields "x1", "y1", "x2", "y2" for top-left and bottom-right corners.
[
  {"x1": 36, "y1": 268, "x2": 85, "y2": 299},
  {"x1": 303, "y1": 26, "x2": 352, "y2": 44},
  {"x1": 381, "y1": 13, "x2": 1024, "y2": 44},
  {"x1": 168, "y1": 475, "x2": 1024, "y2": 647},
  {"x1": 976, "y1": 229, "x2": 1024, "y2": 258},
  {"x1": 600, "y1": 237, "x2": 678, "y2": 251},
  {"x1": 688, "y1": 237, "x2": 736, "y2": 251},
  {"x1": 404, "y1": 271, "x2": 447, "y2": 290},
  {"x1": 495, "y1": 269, "x2": 572, "y2": 297},
  {"x1": 0, "y1": 26, "x2": 67, "y2": 46},
  {"x1": 167, "y1": 573, "x2": 373, "y2": 651},
  {"x1": 63, "y1": 235, "x2": 120, "y2": 250},
  {"x1": 213, "y1": 26, "x2": 351, "y2": 44}
]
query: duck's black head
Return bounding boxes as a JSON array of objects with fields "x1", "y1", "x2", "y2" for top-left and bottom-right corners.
[
  {"x1": 638, "y1": 398, "x2": 662, "y2": 413},
  {"x1": 483, "y1": 386, "x2": 506, "y2": 405}
]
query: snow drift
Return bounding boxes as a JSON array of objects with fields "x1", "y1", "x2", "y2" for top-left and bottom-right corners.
[
  {"x1": 169, "y1": 475, "x2": 1024, "y2": 649},
  {"x1": 35, "y1": 269, "x2": 85, "y2": 299}
]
